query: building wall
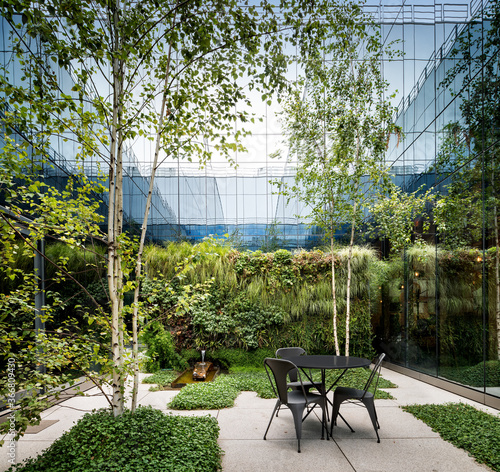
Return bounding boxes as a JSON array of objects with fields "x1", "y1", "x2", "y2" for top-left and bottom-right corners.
[{"x1": 377, "y1": 0, "x2": 500, "y2": 401}]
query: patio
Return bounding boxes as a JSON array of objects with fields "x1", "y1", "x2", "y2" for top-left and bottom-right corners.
[{"x1": 1, "y1": 368, "x2": 496, "y2": 472}]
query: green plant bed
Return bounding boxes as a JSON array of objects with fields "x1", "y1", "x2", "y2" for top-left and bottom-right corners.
[
  {"x1": 142, "y1": 370, "x2": 179, "y2": 391},
  {"x1": 8, "y1": 406, "x2": 222, "y2": 472},
  {"x1": 168, "y1": 367, "x2": 397, "y2": 410},
  {"x1": 168, "y1": 376, "x2": 240, "y2": 410},
  {"x1": 402, "y1": 403, "x2": 500, "y2": 472}
]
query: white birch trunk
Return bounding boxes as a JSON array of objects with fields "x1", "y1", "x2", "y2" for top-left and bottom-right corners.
[
  {"x1": 346, "y1": 202, "x2": 356, "y2": 357},
  {"x1": 331, "y1": 237, "x2": 340, "y2": 355},
  {"x1": 109, "y1": 0, "x2": 125, "y2": 417}
]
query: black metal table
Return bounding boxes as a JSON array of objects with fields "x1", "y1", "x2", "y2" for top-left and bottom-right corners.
[{"x1": 286, "y1": 355, "x2": 371, "y2": 435}]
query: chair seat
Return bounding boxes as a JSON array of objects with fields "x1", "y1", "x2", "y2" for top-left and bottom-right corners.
[
  {"x1": 334, "y1": 386, "x2": 374, "y2": 401},
  {"x1": 287, "y1": 389, "x2": 323, "y2": 406},
  {"x1": 287, "y1": 380, "x2": 322, "y2": 391}
]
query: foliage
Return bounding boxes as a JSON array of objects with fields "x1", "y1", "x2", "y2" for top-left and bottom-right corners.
[
  {"x1": 0, "y1": 137, "x2": 114, "y2": 439},
  {"x1": 402, "y1": 403, "x2": 500, "y2": 472},
  {"x1": 370, "y1": 183, "x2": 433, "y2": 256},
  {"x1": 142, "y1": 370, "x2": 178, "y2": 391},
  {"x1": 191, "y1": 291, "x2": 285, "y2": 350},
  {"x1": 7, "y1": 406, "x2": 222, "y2": 472},
  {"x1": 140, "y1": 321, "x2": 187, "y2": 372},
  {"x1": 144, "y1": 239, "x2": 237, "y2": 289},
  {"x1": 440, "y1": 360, "x2": 500, "y2": 387},
  {"x1": 142, "y1": 243, "x2": 377, "y2": 359},
  {"x1": 168, "y1": 376, "x2": 240, "y2": 410}
]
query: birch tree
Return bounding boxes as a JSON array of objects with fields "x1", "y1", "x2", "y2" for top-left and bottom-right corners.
[
  {"x1": 370, "y1": 183, "x2": 433, "y2": 257},
  {"x1": 274, "y1": 2, "x2": 399, "y2": 355}
]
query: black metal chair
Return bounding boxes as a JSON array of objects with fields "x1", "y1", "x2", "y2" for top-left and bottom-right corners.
[
  {"x1": 275, "y1": 347, "x2": 319, "y2": 392},
  {"x1": 330, "y1": 353, "x2": 386, "y2": 442},
  {"x1": 263, "y1": 357, "x2": 326, "y2": 453}
]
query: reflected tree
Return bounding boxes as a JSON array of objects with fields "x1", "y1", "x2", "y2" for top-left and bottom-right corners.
[
  {"x1": 436, "y1": 0, "x2": 500, "y2": 359},
  {"x1": 273, "y1": 2, "x2": 399, "y2": 355}
]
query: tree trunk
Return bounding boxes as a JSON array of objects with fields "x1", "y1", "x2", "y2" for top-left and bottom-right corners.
[
  {"x1": 331, "y1": 237, "x2": 339, "y2": 355},
  {"x1": 130, "y1": 8, "x2": 177, "y2": 411},
  {"x1": 109, "y1": 1, "x2": 125, "y2": 417},
  {"x1": 346, "y1": 201, "x2": 357, "y2": 357}
]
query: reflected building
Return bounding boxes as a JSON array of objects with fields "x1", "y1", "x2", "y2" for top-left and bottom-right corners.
[{"x1": 375, "y1": 0, "x2": 500, "y2": 407}]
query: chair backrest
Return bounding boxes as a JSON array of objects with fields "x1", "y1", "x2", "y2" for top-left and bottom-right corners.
[
  {"x1": 361, "y1": 353, "x2": 385, "y2": 400},
  {"x1": 275, "y1": 347, "x2": 306, "y2": 382},
  {"x1": 264, "y1": 358, "x2": 301, "y2": 403},
  {"x1": 275, "y1": 347, "x2": 306, "y2": 358}
]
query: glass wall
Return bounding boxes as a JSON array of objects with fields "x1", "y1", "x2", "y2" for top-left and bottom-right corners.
[{"x1": 375, "y1": 0, "x2": 500, "y2": 402}]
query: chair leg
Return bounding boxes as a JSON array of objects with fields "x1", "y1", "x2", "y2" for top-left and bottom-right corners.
[
  {"x1": 289, "y1": 404, "x2": 305, "y2": 453},
  {"x1": 330, "y1": 410, "x2": 355, "y2": 436},
  {"x1": 363, "y1": 397, "x2": 381, "y2": 443},
  {"x1": 264, "y1": 400, "x2": 280, "y2": 440},
  {"x1": 321, "y1": 400, "x2": 327, "y2": 440}
]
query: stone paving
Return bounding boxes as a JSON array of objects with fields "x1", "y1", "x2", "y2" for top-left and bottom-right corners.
[{"x1": 1, "y1": 368, "x2": 498, "y2": 472}]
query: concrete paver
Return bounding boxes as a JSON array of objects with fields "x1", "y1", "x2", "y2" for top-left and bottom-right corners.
[{"x1": 0, "y1": 369, "x2": 497, "y2": 471}]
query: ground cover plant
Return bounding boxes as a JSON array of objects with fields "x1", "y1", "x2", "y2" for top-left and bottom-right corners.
[
  {"x1": 165, "y1": 366, "x2": 397, "y2": 410},
  {"x1": 167, "y1": 377, "x2": 241, "y2": 410},
  {"x1": 7, "y1": 406, "x2": 222, "y2": 472},
  {"x1": 142, "y1": 370, "x2": 179, "y2": 391},
  {"x1": 402, "y1": 403, "x2": 500, "y2": 472}
]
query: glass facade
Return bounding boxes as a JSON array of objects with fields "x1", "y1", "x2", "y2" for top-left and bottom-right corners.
[
  {"x1": 374, "y1": 0, "x2": 500, "y2": 402},
  {"x1": 1, "y1": 1, "x2": 499, "y2": 403}
]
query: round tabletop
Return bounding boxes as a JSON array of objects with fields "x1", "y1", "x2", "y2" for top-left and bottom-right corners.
[{"x1": 286, "y1": 355, "x2": 371, "y2": 370}]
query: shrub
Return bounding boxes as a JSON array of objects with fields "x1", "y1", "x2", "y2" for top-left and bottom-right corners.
[
  {"x1": 141, "y1": 321, "x2": 188, "y2": 372},
  {"x1": 191, "y1": 290, "x2": 285, "y2": 349},
  {"x1": 8, "y1": 406, "x2": 222, "y2": 472}
]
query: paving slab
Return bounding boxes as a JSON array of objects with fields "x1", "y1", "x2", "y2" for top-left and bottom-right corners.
[
  {"x1": 220, "y1": 438, "x2": 355, "y2": 472},
  {"x1": 217, "y1": 406, "x2": 325, "y2": 441},
  {"x1": 336, "y1": 438, "x2": 492, "y2": 472},
  {"x1": 330, "y1": 404, "x2": 440, "y2": 440}
]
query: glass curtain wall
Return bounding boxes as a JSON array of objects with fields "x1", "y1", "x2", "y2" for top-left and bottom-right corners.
[{"x1": 375, "y1": 0, "x2": 500, "y2": 400}]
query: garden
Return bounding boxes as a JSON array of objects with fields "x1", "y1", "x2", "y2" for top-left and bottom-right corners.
[{"x1": 1, "y1": 0, "x2": 500, "y2": 470}]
